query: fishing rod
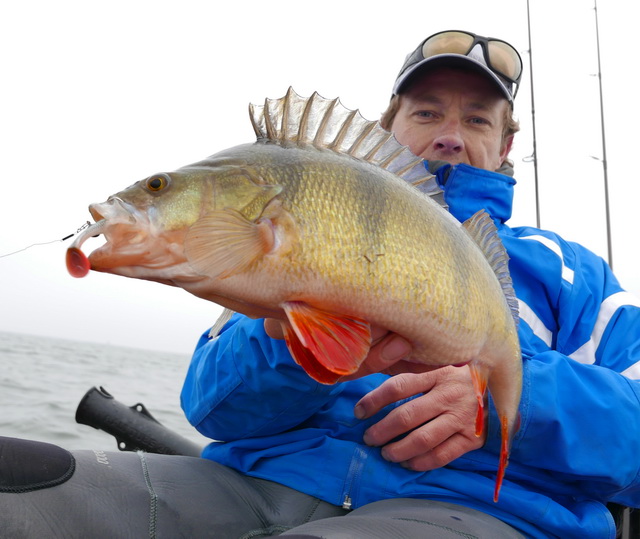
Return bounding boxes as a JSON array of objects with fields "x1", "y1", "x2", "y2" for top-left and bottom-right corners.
[
  {"x1": 593, "y1": 0, "x2": 613, "y2": 269},
  {"x1": 526, "y1": 0, "x2": 612, "y2": 267},
  {"x1": 525, "y1": 0, "x2": 541, "y2": 229}
]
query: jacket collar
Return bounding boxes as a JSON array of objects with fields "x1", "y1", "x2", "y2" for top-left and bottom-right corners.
[{"x1": 432, "y1": 162, "x2": 516, "y2": 226}]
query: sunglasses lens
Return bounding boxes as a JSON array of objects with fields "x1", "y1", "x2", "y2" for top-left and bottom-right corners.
[
  {"x1": 487, "y1": 40, "x2": 523, "y2": 82},
  {"x1": 397, "y1": 31, "x2": 522, "y2": 99},
  {"x1": 422, "y1": 31, "x2": 475, "y2": 59}
]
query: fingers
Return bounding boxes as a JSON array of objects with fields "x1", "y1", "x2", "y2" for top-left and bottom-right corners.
[
  {"x1": 354, "y1": 372, "x2": 437, "y2": 420},
  {"x1": 399, "y1": 431, "x2": 485, "y2": 471},
  {"x1": 339, "y1": 332, "x2": 412, "y2": 381},
  {"x1": 379, "y1": 412, "x2": 486, "y2": 470},
  {"x1": 264, "y1": 318, "x2": 285, "y2": 339},
  {"x1": 357, "y1": 366, "x2": 485, "y2": 470},
  {"x1": 363, "y1": 385, "x2": 439, "y2": 445}
]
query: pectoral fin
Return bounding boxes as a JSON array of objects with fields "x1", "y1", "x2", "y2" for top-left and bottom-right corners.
[
  {"x1": 282, "y1": 301, "x2": 371, "y2": 382},
  {"x1": 185, "y1": 209, "x2": 275, "y2": 279}
]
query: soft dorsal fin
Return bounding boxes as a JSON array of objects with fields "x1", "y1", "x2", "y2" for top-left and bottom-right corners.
[
  {"x1": 249, "y1": 87, "x2": 444, "y2": 206},
  {"x1": 462, "y1": 210, "x2": 519, "y2": 326}
]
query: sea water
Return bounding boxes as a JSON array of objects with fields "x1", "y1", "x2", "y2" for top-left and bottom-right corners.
[{"x1": 0, "y1": 330, "x2": 208, "y2": 451}]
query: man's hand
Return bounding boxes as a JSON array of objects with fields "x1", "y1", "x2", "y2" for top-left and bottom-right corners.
[
  {"x1": 354, "y1": 367, "x2": 486, "y2": 471},
  {"x1": 264, "y1": 318, "x2": 483, "y2": 468},
  {"x1": 264, "y1": 318, "x2": 286, "y2": 339}
]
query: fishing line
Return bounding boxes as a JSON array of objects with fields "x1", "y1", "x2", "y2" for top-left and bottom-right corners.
[{"x1": 0, "y1": 221, "x2": 91, "y2": 259}]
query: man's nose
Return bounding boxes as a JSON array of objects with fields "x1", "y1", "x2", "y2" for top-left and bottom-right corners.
[{"x1": 432, "y1": 125, "x2": 464, "y2": 153}]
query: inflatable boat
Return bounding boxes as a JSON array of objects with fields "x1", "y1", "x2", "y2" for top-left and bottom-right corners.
[{"x1": 0, "y1": 387, "x2": 637, "y2": 538}]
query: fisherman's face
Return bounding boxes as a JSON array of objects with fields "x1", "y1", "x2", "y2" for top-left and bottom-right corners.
[{"x1": 391, "y1": 68, "x2": 513, "y2": 171}]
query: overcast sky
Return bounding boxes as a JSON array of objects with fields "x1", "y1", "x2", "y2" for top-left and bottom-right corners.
[{"x1": 1, "y1": 0, "x2": 637, "y2": 354}]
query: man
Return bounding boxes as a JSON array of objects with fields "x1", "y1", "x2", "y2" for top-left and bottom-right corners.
[
  {"x1": 2, "y1": 30, "x2": 638, "y2": 539},
  {"x1": 179, "y1": 31, "x2": 640, "y2": 537}
]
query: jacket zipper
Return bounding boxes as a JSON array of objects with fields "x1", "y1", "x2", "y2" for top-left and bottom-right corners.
[{"x1": 342, "y1": 446, "x2": 368, "y2": 510}]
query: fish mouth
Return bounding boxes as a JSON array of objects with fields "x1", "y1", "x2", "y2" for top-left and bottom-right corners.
[{"x1": 66, "y1": 197, "x2": 148, "y2": 277}]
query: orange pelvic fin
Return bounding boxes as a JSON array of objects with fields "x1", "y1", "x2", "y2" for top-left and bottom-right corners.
[
  {"x1": 282, "y1": 301, "x2": 371, "y2": 383},
  {"x1": 468, "y1": 362, "x2": 488, "y2": 437},
  {"x1": 283, "y1": 323, "x2": 343, "y2": 384}
]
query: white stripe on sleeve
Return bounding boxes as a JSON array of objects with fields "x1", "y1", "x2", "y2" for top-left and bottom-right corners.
[
  {"x1": 569, "y1": 291, "x2": 640, "y2": 366},
  {"x1": 520, "y1": 235, "x2": 574, "y2": 284},
  {"x1": 518, "y1": 299, "x2": 553, "y2": 347}
]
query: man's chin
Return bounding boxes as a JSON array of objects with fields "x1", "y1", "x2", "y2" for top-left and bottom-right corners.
[
  {"x1": 416, "y1": 149, "x2": 492, "y2": 169},
  {"x1": 424, "y1": 155, "x2": 468, "y2": 167}
]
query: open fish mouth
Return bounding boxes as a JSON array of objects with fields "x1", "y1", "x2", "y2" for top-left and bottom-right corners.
[{"x1": 66, "y1": 197, "x2": 145, "y2": 278}]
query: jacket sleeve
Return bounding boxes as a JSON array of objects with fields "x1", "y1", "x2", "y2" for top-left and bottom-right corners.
[
  {"x1": 180, "y1": 314, "x2": 344, "y2": 441},
  {"x1": 490, "y1": 233, "x2": 640, "y2": 506}
]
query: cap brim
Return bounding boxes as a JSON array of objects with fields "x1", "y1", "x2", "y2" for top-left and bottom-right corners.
[{"x1": 392, "y1": 54, "x2": 513, "y2": 103}]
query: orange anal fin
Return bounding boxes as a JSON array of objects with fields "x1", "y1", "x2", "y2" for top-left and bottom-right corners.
[
  {"x1": 493, "y1": 414, "x2": 510, "y2": 503},
  {"x1": 468, "y1": 362, "x2": 488, "y2": 437},
  {"x1": 283, "y1": 323, "x2": 343, "y2": 384},
  {"x1": 474, "y1": 402, "x2": 485, "y2": 439},
  {"x1": 283, "y1": 301, "x2": 371, "y2": 378},
  {"x1": 66, "y1": 247, "x2": 91, "y2": 278}
]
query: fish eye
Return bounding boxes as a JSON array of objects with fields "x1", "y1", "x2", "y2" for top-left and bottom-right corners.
[{"x1": 145, "y1": 174, "x2": 170, "y2": 192}]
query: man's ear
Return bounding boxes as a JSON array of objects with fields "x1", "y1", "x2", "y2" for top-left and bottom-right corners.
[{"x1": 500, "y1": 134, "x2": 515, "y2": 163}]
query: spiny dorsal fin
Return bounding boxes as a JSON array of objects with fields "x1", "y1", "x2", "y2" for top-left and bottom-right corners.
[
  {"x1": 463, "y1": 210, "x2": 519, "y2": 326},
  {"x1": 249, "y1": 87, "x2": 444, "y2": 205}
]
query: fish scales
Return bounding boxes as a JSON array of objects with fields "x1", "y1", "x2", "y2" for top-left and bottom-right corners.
[
  {"x1": 184, "y1": 142, "x2": 509, "y2": 367},
  {"x1": 66, "y1": 89, "x2": 522, "y2": 502}
]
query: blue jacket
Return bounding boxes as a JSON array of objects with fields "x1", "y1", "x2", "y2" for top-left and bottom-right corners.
[{"x1": 181, "y1": 163, "x2": 640, "y2": 538}]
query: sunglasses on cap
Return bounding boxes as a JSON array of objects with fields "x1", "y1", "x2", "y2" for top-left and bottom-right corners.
[{"x1": 394, "y1": 30, "x2": 523, "y2": 101}]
